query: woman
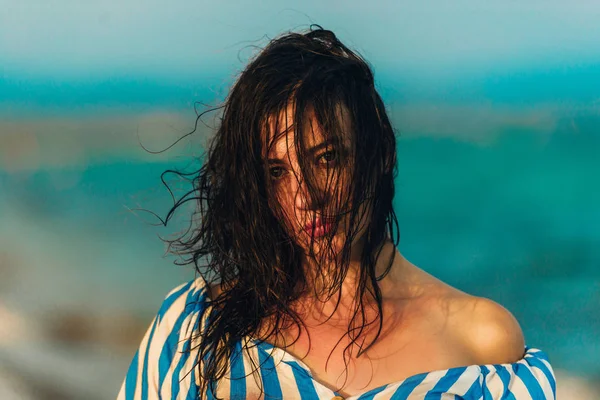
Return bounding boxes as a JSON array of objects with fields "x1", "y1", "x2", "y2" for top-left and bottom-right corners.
[{"x1": 118, "y1": 27, "x2": 556, "y2": 399}]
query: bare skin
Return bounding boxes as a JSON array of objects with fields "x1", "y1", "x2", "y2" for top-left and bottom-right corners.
[{"x1": 209, "y1": 246, "x2": 525, "y2": 397}]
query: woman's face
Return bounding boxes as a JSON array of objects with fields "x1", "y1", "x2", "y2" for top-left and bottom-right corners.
[{"x1": 265, "y1": 106, "x2": 369, "y2": 262}]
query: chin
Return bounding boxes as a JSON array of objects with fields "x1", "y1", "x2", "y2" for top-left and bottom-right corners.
[{"x1": 300, "y1": 233, "x2": 347, "y2": 262}]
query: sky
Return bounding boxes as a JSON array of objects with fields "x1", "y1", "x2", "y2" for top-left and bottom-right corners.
[
  {"x1": 1, "y1": 0, "x2": 600, "y2": 109},
  {"x1": 2, "y1": 1, "x2": 600, "y2": 77}
]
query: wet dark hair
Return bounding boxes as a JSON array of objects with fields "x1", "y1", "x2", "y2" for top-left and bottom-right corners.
[{"x1": 163, "y1": 25, "x2": 399, "y2": 399}]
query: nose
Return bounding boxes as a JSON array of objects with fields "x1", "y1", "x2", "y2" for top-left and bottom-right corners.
[{"x1": 294, "y1": 177, "x2": 313, "y2": 211}]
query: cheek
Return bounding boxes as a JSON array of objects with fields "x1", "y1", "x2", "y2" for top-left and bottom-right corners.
[
  {"x1": 269, "y1": 190, "x2": 299, "y2": 232},
  {"x1": 335, "y1": 201, "x2": 371, "y2": 238},
  {"x1": 327, "y1": 170, "x2": 352, "y2": 209}
]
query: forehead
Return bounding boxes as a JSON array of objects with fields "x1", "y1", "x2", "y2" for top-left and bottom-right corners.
[{"x1": 265, "y1": 104, "x2": 351, "y2": 159}]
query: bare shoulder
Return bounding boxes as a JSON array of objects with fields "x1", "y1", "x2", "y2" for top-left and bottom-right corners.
[
  {"x1": 396, "y1": 260, "x2": 525, "y2": 365},
  {"x1": 448, "y1": 293, "x2": 526, "y2": 365}
]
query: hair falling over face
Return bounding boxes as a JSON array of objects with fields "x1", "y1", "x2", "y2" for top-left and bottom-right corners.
[{"x1": 160, "y1": 25, "x2": 400, "y2": 399}]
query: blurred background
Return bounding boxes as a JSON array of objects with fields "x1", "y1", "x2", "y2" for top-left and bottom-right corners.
[{"x1": 1, "y1": 1, "x2": 599, "y2": 398}]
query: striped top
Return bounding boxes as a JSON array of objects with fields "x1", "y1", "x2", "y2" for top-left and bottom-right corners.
[{"x1": 117, "y1": 277, "x2": 557, "y2": 400}]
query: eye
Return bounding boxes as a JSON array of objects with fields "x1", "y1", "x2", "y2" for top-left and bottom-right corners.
[
  {"x1": 317, "y1": 150, "x2": 338, "y2": 165},
  {"x1": 269, "y1": 166, "x2": 285, "y2": 179}
]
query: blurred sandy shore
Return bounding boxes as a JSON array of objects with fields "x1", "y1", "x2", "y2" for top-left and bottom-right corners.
[
  {"x1": 0, "y1": 109, "x2": 207, "y2": 173},
  {"x1": 3, "y1": 102, "x2": 598, "y2": 173},
  {"x1": 0, "y1": 303, "x2": 598, "y2": 400}
]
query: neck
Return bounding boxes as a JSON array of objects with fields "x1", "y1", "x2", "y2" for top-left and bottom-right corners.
[{"x1": 297, "y1": 239, "x2": 399, "y2": 317}]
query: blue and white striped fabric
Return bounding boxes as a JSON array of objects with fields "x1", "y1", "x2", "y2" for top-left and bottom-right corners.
[{"x1": 117, "y1": 277, "x2": 556, "y2": 399}]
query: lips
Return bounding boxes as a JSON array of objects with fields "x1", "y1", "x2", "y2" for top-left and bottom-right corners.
[{"x1": 304, "y1": 217, "x2": 334, "y2": 238}]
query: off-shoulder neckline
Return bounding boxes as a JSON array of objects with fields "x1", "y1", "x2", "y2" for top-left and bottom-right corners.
[
  {"x1": 250, "y1": 337, "x2": 540, "y2": 399},
  {"x1": 195, "y1": 278, "x2": 542, "y2": 399}
]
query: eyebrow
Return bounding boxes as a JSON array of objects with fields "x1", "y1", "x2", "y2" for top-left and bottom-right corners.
[{"x1": 267, "y1": 139, "x2": 340, "y2": 164}]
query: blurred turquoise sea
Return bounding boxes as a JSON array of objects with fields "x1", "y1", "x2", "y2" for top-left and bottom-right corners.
[{"x1": 1, "y1": 2, "x2": 600, "y2": 398}]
